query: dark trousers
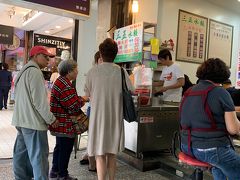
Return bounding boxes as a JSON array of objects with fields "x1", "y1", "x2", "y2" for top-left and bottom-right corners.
[
  {"x1": 51, "y1": 136, "x2": 75, "y2": 177},
  {"x1": 0, "y1": 87, "x2": 10, "y2": 109}
]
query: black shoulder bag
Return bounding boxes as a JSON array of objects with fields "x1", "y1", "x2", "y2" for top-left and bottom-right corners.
[{"x1": 121, "y1": 67, "x2": 137, "y2": 123}]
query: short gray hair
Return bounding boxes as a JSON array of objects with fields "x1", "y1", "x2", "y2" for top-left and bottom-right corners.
[{"x1": 58, "y1": 59, "x2": 77, "y2": 76}]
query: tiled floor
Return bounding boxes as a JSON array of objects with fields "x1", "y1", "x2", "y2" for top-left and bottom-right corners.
[
  {"x1": 0, "y1": 105, "x2": 87, "y2": 159},
  {"x1": 0, "y1": 106, "x2": 175, "y2": 180},
  {"x1": 0, "y1": 151, "x2": 174, "y2": 180}
]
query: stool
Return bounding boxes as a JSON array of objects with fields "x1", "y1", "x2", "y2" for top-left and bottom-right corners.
[
  {"x1": 178, "y1": 152, "x2": 211, "y2": 180},
  {"x1": 74, "y1": 132, "x2": 88, "y2": 159}
]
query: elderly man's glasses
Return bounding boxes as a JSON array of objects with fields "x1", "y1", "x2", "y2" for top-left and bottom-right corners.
[{"x1": 42, "y1": 54, "x2": 50, "y2": 61}]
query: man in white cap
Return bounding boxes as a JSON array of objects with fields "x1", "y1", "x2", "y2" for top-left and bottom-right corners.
[{"x1": 12, "y1": 46, "x2": 59, "y2": 180}]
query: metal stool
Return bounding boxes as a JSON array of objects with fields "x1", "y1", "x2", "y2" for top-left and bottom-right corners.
[
  {"x1": 171, "y1": 131, "x2": 212, "y2": 180},
  {"x1": 178, "y1": 152, "x2": 211, "y2": 180},
  {"x1": 74, "y1": 132, "x2": 88, "y2": 159}
]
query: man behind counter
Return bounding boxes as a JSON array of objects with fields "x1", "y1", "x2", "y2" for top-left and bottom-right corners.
[{"x1": 154, "y1": 49, "x2": 185, "y2": 103}]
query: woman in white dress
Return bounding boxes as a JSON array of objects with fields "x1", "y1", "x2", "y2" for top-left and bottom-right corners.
[{"x1": 84, "y1": 38, "x2": 133, "y2": 180}]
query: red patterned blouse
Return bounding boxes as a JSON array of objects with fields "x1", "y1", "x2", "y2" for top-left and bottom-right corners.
[{"x1": 48, "y1": 76, "x2": 84, "y2": 136}]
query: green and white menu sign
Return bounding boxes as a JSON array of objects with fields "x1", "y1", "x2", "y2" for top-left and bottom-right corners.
[{"x1": 114, "y1": 22, "x2": 143, "y2": 63}]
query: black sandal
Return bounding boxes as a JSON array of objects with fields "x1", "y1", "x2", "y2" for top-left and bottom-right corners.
[
  {"x1": 88, "y1": 168, "x2": 97, "y2": 172},
  {"x1": 79, "y1": 159, "x2": 89, "y2": 165}
]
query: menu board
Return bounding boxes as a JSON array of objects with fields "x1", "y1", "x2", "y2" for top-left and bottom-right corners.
[
  {"x1": 176, "y1": 10, "x2": 208, "y2": 64},
  {"x1": 208, "y1": 19, "x2": 233, "y2": 67},
  {"x1": 114, "y1": 22, "x2": 143, "y2": 63}
]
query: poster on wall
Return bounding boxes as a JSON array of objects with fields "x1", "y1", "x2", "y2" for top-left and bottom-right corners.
[
  {"x1": 176, "y1": 10, "x2": 208, "y2": 64},
  {"x1": 207, "y1": 19, "x2": 233, "y2": 67},
  {"x1": 114, "y1": 22, "x2": 143, "y2": 63}
]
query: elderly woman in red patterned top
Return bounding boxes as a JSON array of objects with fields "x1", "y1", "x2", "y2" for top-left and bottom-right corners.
[{"x1": 48, "y1": 59, "x2": 85, "y2": 180}]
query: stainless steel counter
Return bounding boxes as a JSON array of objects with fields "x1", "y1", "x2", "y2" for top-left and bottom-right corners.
[
  {"x1": 138, "y1": 104, "x2": 179, "y2": 110},
  {"x1": 124, "y1": 104, "x2": 179, "y2": 159}
]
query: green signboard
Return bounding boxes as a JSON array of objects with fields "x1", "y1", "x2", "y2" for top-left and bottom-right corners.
[{"x1": 114, "y1": 22, "x2": 143, "y2": 63}]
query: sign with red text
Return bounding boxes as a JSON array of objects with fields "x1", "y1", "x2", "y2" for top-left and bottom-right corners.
[{"x1": 114, "y1": 22, "x2": 143, "y2": 63}]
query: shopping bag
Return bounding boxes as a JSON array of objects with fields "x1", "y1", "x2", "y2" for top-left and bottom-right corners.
[
  {"x1": 121, "y1": 68, "x2": 137, "y2": 123},
  {"x1": 72, "y1": 109, "x2": 89, "y2": 134}
]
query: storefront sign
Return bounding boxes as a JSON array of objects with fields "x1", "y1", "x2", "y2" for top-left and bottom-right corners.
[
  {"x1": 34, "y1": 34, "x2": 71, "y2": 56},
  {"x1": 22, "y1": 0, "x2": 90, "y2": 16},
  {"x1": 0, "y1": 24, "x2": 14, "y2": 45},
  {"x1": 114, "y1": 22, "x2": 143, "y2": 63}
]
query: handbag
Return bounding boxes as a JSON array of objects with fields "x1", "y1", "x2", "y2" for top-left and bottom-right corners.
[
  {"x1": 121, "y1": 67, "x2": 137, "y2": 123},
  {"x1": 72, "y1": 109, "x2": 89, "y2": 134}
]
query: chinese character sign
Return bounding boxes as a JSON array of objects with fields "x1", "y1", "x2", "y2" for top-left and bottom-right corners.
[
  {"x1": 22, "y1": 0, "x2": 90, "y2": 16},
  {"x1": 114, "y1": 22, "x2": 143, "y2": 63},
  {"x1": 208, "y1": 20, "x2": 233, "y2": 67},
  {"x1": 0, "y1": 24, "x2": 14, "y2": 45},
  {"x1": 176, "y1": 10, "x2": 208, "y2": 64}
]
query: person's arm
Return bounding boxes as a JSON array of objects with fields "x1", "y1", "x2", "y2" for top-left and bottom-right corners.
[
  {"x1": 225, "y1": 111, "x2": 240, "y2": 135},
  {"x1": 153, "y1": 80, "x2": 164, "y2": 87},
  {"x1": 29, "y1": 68, "x2": 56, "y2": 125},
  {"x1": 235, "y1": 106, "x2": 240, "y2": 112},
  {"x1": 159, "y1": 77, "x2": 185, "y2": 92},
  {"x1": 9, "y1": 72, "x2": 13, "y2": 85},
  {"x1": 60, "y1": 87, "x2": 85, "y2": 115}
]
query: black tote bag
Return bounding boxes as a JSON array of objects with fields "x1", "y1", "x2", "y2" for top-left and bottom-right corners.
[{"x1": 121, "y1": 68, "x2": 137, "y2": 123}]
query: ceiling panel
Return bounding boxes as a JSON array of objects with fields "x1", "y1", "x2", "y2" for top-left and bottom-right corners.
[{"x1": 0, "y1": 2, "x2": 73, "y2": 39}]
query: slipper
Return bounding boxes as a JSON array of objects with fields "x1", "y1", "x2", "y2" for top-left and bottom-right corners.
[
  {"x1": 80, "y1": 159, "x2": 89, "y2": 165},
  {"x1": 88, "y1": 168, "x2": 97, "y2": 172}
]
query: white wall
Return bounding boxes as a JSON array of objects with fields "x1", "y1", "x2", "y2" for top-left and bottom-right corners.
[
  {"x1": 76, "y1": 1, "x2": 98, "y2": 95},
  {"x1": 136, "y1": 0, "x2": 240, "y2": 83},
  {"x1": 135, "y1": 0, "x2": 159, "y2": 24},
  {"x1": 96, "y1": 0, "x2": 111, "y2": 46}
]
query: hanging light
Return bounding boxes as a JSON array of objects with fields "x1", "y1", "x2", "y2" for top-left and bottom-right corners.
[
  {"x1": 22, "y1": 10, "x2": 42, "y2": 26},
  {"x1": 132, "y1": 0, "x2": 139, "y2": 13},
  {"x1": 8, "y1": 7, "x2": 16, "y2": 19}
]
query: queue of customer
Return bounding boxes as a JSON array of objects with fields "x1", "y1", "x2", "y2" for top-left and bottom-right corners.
[{"x1": 10, "y1": 40, "x2": 240, "y2": 180}]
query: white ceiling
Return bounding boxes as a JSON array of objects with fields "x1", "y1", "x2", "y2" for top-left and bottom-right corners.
[
  {"x1": 206, "y1": 0, "x2": 240, "y2": 15},
  {"x1": 0, "y1": 2, "x2": 73, "y2": 39}
]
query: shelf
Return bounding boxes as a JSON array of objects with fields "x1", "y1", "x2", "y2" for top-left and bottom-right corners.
[
  {"x1": 153, "y1": 69, "x2": 162, "y2": 72},
  {"x1": 143, "y1": 41, "x2": 151, "y2": 46},
  {"x1": 143, "y1": 22, "x2": 157, "y2": 29}
]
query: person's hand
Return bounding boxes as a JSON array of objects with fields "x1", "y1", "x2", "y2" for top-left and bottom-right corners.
[
  {"x1": 81, "y1": 96, "x2": 90, "y2": 102},
  {"x1": 158, "y1": 86, "x2": 168, "y2": 92},
  {"x1": 70, "y1": 115, "x2": 80, "y2": 119},
  {"x1": 51, "y1": 119, "x2": 59, "y2": 128}
]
